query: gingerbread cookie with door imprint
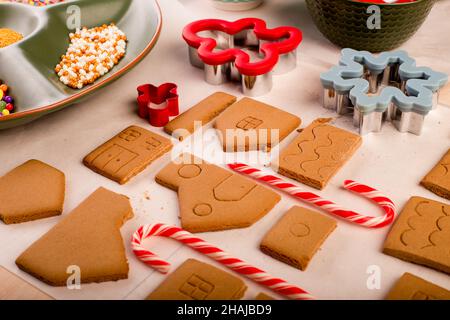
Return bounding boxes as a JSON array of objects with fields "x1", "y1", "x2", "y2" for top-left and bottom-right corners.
[
  {"x1": 383, "y1": 196, "x2": 450, "y2": 274},
  {"x1": 214, "y1": 97, "x2": 301, "y2": 152},
  {"x1": 83, "y1": 125, "x2": 172, "y2": 184},
  {"x1": 155, "y1": 154, "x2": 281, "y2": 233},
  {"x1": 15, "y1": 187, "x2": 133, "y2": 286},
  {"x1": 386, "y1": 273, "x2": 450, "y2": 300},
  {"x1": 276, "y1": 118, "x2": 362, "y2": 190},
  {"x1": 260, "y1": 206, "x2": 336, "y2": 271},
  {"x1": 147, "y1": 259, "x2": 247, "y2": 300},
  {"x1": 0, "y1": 159, "x2": 65, "y2": 224}
]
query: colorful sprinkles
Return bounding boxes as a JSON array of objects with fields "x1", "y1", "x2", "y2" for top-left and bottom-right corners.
[{"x1": 0, "y1": 81, "x2": 15, "y2": 117}]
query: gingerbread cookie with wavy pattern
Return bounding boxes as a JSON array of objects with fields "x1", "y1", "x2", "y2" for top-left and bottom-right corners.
[
  {"x1": 421, "y1": 148, "x2": 450, "y2": 200},
  {"x1": 276, "y1": 119, "x2": 362, "y2": 190},
  {"x1": 155, "y1": 153, "x2": 280, "y2": 233},
  {"x1": 386, "y1": 273, "x2": 450, "y2": 300},
  {"x1": 383, "y1": 196, "x2": 450, "y2": 274}
]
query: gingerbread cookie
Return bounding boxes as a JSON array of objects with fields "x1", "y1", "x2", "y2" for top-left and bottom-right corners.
[
  {"x1": 155, "y1": 153, "x2": 280, "y2": 233},
  {"x1": 0, "y1": 266, "x2": 53, "y2": 300},
  {"x1": 16, "y1": 187, "x2": 133, "y2": 286},
  {"x1": 383, "y1": 196, "x2": 450, "y2": 274},
  {"x1": 83, "y1": 125, "x2": 172, "y2": 184},
  {"x1": 255, "y1": 292, "x2": 275, "y2": 300},
  {"x1": 164, "y1": 92, "x2": 237, "y2": 141},
  {"x1": 421, "y1": 148, "x2": 450, "y2": 200},
  {"x1": 0, "y1": 160, "x2": 65, "y2": 224},
  {"x1": 214, "y1": 97, "x2": 301, "y2": 152},
  {"x1": 260, "y1": 206, "x2": 336, "y2": 271},
  {"x1": 147, "y1": 259, "x2": 247, "y2": 300},
  {"x1": 386, "y1": 273, "x2": 450, "y2": 300},
  {"x1": 276, "y1": 118, "x2": 362, "y2": 190}
]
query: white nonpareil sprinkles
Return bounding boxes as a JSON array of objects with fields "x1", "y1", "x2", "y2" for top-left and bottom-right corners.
[{"x1": 55, "y1": 24, "x2": 127, "y2": 89}]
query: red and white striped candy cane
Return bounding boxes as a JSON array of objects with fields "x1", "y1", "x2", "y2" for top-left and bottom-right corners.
[
  {"x1": 228, "y1": 163, "x2": 396, "y2": 228},
  {"x1": 132, "y1": 223, "x2": 314, "y2": 300}
]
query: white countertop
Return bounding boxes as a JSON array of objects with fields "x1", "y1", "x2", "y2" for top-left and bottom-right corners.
[{"x1": 0, "y1": 0, "x2": 449, "y2": 300}]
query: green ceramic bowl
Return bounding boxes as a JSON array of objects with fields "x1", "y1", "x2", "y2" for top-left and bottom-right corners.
[
  {"x1": 0, "y1": 0, "x2": 162, "y2": 130},
  {"x1": 305, "y1": 0, "x2": 436, "y2": 52}
]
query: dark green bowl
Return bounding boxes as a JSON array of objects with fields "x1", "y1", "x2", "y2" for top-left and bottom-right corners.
[{"x1": 305, "y1": 0, "x2": 436, "y2": 52}]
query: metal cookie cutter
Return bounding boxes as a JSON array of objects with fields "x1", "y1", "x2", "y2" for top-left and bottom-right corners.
[
  {"x1": 182, "y1": 18, "x2": 302, "y2": 96},
  {"x1": 320, "y1": 49, "x2": 448, "y2": 135},
  {"x1": 137, "y1": 83, "x2": 179, "y2": 127}
]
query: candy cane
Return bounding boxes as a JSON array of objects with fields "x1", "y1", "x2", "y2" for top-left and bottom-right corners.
[
  {"x1": 132, "y1": 223, "x2": 314, "y2": 300},
  {"x1": 228, "y1": 163, "x2": 396, "y2": 228}
]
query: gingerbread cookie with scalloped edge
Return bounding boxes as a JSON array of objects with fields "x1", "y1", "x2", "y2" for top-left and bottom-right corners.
[
  {"x1": 421, "y1": 148, "x2": 450, "y2": 200},
  {"x1": 383, "y1": 196, "x2": 450, "y2": 274}
]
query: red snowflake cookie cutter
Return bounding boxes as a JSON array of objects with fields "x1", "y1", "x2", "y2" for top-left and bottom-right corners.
[{"x1": 136, "y1": 83, "x2": 179, "y2": 127}]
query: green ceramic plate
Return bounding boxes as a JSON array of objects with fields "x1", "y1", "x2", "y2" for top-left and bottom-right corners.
[{"x1": 0, "y1": 0, "x2": 162, "y2": 130}]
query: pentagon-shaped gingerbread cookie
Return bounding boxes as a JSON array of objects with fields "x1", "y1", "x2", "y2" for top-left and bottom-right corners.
[
  {"x1": 16, "y1": 187, "x2": 133, "y2": 286},
  {"x1": 155, "y1": 154, "x2": 281, "y2": 233},
  {"x1": 214, "y1": 98, "x2": 301, "y2": 152},
  {"x1": 0, "y1": 160, "x2": 65, "y2": 224}
]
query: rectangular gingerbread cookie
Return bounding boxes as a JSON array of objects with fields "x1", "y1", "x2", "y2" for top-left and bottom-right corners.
[
  {"x1": 164, "y1": 92, "x2": 237, "y2": 141},
  {"x1": 276, "y1": 118, "x2": 362, "y2": 190},
  {"x1": 260, "y1": 206, "x2": 336, "y2": 271},
  {"x1": 147, "y1": 259, "x2": 247, "y2": 300},
  {"x1": 421, "y1": 148, "x2": 450, "y2": 200},
  {"x1": 83, "y1": 125, "x2": 172, "y2": 184},
  {"x1": 383, "y1": 196, "x2": 450, "y2": 274},
  {"x1": 386, "y1": 273, "x2": 450, "y2": 300}
]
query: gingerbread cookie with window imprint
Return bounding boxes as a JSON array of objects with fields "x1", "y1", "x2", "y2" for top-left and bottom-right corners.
[
  {"x1": 386, "y1": 273, "x2": 450, "y2": 300},
  {"x1": 147, "y1": 259, "x2": 247, "y2": 300},
  {"x1": 155, "y1": 153, "x2": 281, "y2": 233},
  {"x1": 214, "y1": 97, "x2": 301, "y2": 152},
  {"x1": 383, "y1": 196, "x2": 450, "y2": 274},
  {"x1": 83, "y1": 125, "x2": 172, "y2": 184}
]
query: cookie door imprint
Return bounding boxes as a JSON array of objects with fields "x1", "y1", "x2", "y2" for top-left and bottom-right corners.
[{"x1": 192, "y1": 174, "x2": 257, "y2": 217}]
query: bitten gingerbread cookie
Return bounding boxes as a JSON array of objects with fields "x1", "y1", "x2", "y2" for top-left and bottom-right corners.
[
  {"x1": 147, "y1": 259, "x2": 247, "y2": 300},
  {"x1": 260, "y1": 206, "x2": 336, "y2": 271},
  {"x1": 383, "y1": 196, "x2": 450, "y2": 274},
  {"x1": 155, "y1": 153, "x2": 280, "y2": 233},
  {"x1": 421, "y1": 148, "x2": 450, "y2": 200},
  {"x1": 16, "y1": 187, "x2": 133, "y2": 286},
  {"x1": 214, "y1": 97, "x2": 301, "y2": 152},
  {"x1": 386, "y1": 273, "x2": 450, "y2": 300},
  {"x1": 83, "y1": 125, "x2": 172, "y2": 184},
  {"x1": 276, "y1": 118, "x2": 362, "y2": 190},
  {"x1": 0, "y1": 160, "x2": 65, "y2": 224}
]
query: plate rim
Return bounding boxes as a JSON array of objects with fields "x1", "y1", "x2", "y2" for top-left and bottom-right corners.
[{"x1": 0, "y1": 0, "x2": 163, "y2": 123}]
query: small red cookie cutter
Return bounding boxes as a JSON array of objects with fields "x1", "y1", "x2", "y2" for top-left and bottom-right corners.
[
  {"x1": 182, "y1": 18, "x2": 302, "y2": 96},
  {"x1": 136, "y1": 83, "x2": 179, "y2": 127}
]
